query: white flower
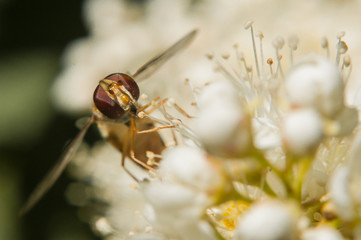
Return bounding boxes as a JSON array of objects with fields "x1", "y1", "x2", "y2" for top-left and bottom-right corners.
[
  {"x1": 302, "y1": 226, "x2": 343, "y2": 240},
  {"x1": 159, "y1": 146, "x2": 223, "y2": 191},
  {"x1": 252, "y1": 117, "x2": 282, "y2": 150},
  {"x1": 281, "y1": 108, "x2": 324, "y2": 155},
  {"x1": 48, "y1": 1, "x2": 361, "y2": 238},
  {"x1": 284, "y1": 55, "x2": 344, "y2": 118},
  {"x1": 234, "y1": 200, "x2": 298, "y2": 240},
  {"x1": 193, "y1": 81, "x2": 252, "y2": 157},
  {"x1": 67, "y1": 142, "x2": 149, "y2": 238},
  {"x1": 143, "y1": 181, "x2": 208, "y2": 219},
  {"x1": 141, "y1": 146, "x2": 222, "y2": 239},
  {"x1": 143, "y1": 182, "x2": 218, "y2": 239}
]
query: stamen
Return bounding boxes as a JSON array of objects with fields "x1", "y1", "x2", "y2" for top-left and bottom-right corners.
[
  {"x1": 233, "y1": 44, "x2": 247, "y2": 81},
  {"x1": 342, "y1": 54, "x2": 352, "y2": 84},
  {"x1": 343, "y1": 54, "x2": 351, "y2": 67},
  {"x1": 222, "y1": 53, "x2": 230, "y2": 59},
  {"x1": 184, "y1": 78, "x2": 200, "y2": 107},
  {"x1": 320, "y1": 37, "x2": 329, "y2": 58},
  {"x1": 337, "y1": 41, "x2": 348, "y2": 69},
  {"x1": 335, "y1": 31, "x2": 346, "y2": 66},
  {"x1": 246, "y1": 63, "x2": 255, "y2": 88},
  {"x1": 238, "y1": 51, "x2": 251, "y2": 81},
  {"x1": 142, "y1": 100, "x2": 199, "y2": 147},
  {"x1": 223, "y1": 51, "x2": 247, "y2": 84},
  {"x1": 336, "y1": 31, "x2": 345, "y2": 39},
  {"x1": 216, "y1": 53, "x2": 253, "y2": 100},
  {"x1": 288, "y1": 34, "x2": 299, "y2": 65},
  {"x1": 244, "y1": 20, "x2": 260, "y2": 78},
  {"x1": 206, "y1": 52, "x2": 214, "y2": 60},
  {"x1": 272, "y1": 36, "x2": 285, "y2": 79},
  {"x1": 267, "y1": 58, "x2": 274, "y2": 77},
  {"x1": 247, "y1": 64, "x2": 253, "y2": 79},
  {"x1": 337, "y1": 41, "x2": 348, "y2": 54},
  {"x1": 212, "y1": 56, "x2": 247, "y2": 92},
  {"x1": 256, "y1": 31, "x2": 266, "y2": 80},
  {"x1": 170, "y1": 118, "x2": 182, "y2": 127},
  {"x1": 173, "y1": 119, "x2": 201, "y2": 146}
]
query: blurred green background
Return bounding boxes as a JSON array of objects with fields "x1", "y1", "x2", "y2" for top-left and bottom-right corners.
[{"x1": 0, "y1": 0, "x2": 101, "y2": 239}]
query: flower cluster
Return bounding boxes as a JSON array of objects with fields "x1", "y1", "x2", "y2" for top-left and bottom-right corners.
[
  {"x1": 189, "y1": 21, "x2": 360, "y2": 240},
  {"x1": 64, "y1": 20, "x2": 361, "y2": 240},
  {"x1": 53, "y1": 1, "x2": 361, "y2": 239}
]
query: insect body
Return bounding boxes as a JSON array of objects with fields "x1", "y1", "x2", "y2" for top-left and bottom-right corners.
[
  {"x1": 21, "y1": 29, "x2": 198, "y2": 215},
  {"x1": 93, "y1": 72, "x2": 167, "y2": 169}
]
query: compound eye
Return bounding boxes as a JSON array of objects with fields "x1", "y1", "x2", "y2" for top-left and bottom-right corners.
[
  {"x1": 93, "y1": 73, "x2": 140, "y2": 119},
  {"x1": 93, "y1": 84, "x2": 125, "y2": 119}
]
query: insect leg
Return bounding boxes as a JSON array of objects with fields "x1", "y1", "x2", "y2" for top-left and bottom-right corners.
[
  {"x1": 142, "y1": 98, "x2": 169, "y2": 115},
  {"x1": 127, "y1": 117, "x2": 156, "y2": 171},
  {"x1": 132, "y1": 117, "x2": 175, "y2": 134},
  {"x1": 136, "y1": 97, "x2": 161, "y2": 113},
  {"x1": 136, "y1": 97, "x2": 168, "y2": 116},
  {"x1": 158, "y1": 98, "x2": 195, "y2": 119},
  {"x1": 120, "y1": 123, "x2": 141, "y2": 182},
  {"x1": 173, "y1": 103, "x2": 194, "y2": 118}
]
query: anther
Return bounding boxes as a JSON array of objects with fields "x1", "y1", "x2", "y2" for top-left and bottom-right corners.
[
  {"x1": 337, "y1": 41, "x2": 348, "y2": 54},
  {"x1": 222, "y1": 53, "x2": 230, "y2": 59},
  {"x1": 343, "y1": 54, "x2": 351, "y2": 67},
  {"x1": 244, "y1": 20, "x2": 254, "y2": 30},
  {"x1": 267, "y1": 58, "x2": 273, "y2": 65},
  {"x1": 321, "y1": 37, "x2": 329, "y2": 48},
  {"x1": 321, "y1": 37, "x2": 330, "y2": 58},
  {"x1": 244, "y1": 20, "x2": 260, "y2": 77},
  {"x1": 206, "y1": 52, "x2": 214, "y2": 60},
  {"x1": 256, "y1": 31, "x2": 264, "y2": 39},
  {"x1": 288, "y1": 34, "x2": 299, "y2": 51},
  {"x1": 272, "y1": 36, "x2": 285, "y2": 50},
  {"x1": 336, "y1": 31, "x2": 345, "y2": 40}
]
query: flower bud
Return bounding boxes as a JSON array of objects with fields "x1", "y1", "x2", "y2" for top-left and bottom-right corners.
[
  {"x1": 235, "y1": 200, "x2": 298, "y2": 240},
  {"x1": 194, "y1": 81, "x2": 252, "y2": 158},
  {"x1": 285, "y1": 55, "x2": 344, "y2": 118},
  {"x1": 302, "y1": 226, "x2": 343, "y2": 240},
  {"x1": 282, "y1": 108, "x2": 324, "y2": 155}
]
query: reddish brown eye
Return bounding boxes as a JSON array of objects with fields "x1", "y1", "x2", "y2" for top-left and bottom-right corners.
[
  {"x1": 93, "y1": 73, "x2": 140, "y2": 119},
  {"x1": 105, "y1": 73, "x2": 140, "y2": 100}
]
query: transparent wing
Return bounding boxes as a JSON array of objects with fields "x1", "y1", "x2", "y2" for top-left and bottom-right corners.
[
  {"x1": 132, "y1": 29, "x2": 198, "y2": 82},
  {"x1": 20, "y1": 117, "x2": 95, "y2": 216}
]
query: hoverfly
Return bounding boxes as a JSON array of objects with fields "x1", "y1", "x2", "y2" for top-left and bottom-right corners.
[{"x1": 21, "y1": 29, "x2": 198, "y2": 215}]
